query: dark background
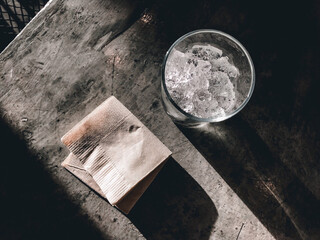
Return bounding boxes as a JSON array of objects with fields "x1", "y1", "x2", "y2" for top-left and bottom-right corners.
[{"x1": 0, "y1": 0, "x2": 319, "y2": 239}]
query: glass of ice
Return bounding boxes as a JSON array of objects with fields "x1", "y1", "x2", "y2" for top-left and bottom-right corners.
[{"x1": 161, "y1": 29, "x2": 255, "y2": 126}]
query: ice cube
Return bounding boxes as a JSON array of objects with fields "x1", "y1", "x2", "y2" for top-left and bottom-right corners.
[
  {"x1": 209, "y1": 72, "x2": 236, "y2": 112},
  {"x1": 191, "y1": 45, "x2": 223, "y2": 60},
  {"x1": 211, "y1": 56, "x2": 239, "y2": 78}
]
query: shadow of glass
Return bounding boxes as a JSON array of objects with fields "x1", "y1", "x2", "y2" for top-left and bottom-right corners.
[
  {"x1": 0, "y1": 116, "x2": 109, "y2": 240},
  {"x1": 128, "y1": 157, "x2": 218, "y2": 240},
  {"x1": 177, "y1": 116, "x2": 320, "y2": 240}
]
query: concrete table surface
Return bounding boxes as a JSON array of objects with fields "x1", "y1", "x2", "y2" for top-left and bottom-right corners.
[{"x1": 0, "y1": 0, "x2": 319, "y2": 239}]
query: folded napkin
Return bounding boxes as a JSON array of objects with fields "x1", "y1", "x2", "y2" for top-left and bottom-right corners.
[{"x1": 61, "y1": 96, "x2": 172, "y2": 213}]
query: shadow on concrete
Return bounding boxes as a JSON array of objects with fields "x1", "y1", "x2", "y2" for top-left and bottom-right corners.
[
  {"x1": 177, "y1": 116, "x2": 320, "y2": 240},
  {"x1": 152, "y1": 0, "x2": 320, "y2": 239},
  {"x1": 128, "y1": 157, "x2": 218, "y2": 240},
  {"x1": 0, "y1": 112, "x2": 217, "y2": 240},
  {"x1": 0, "y1": 116, "x2": 109, "y2": 240}
]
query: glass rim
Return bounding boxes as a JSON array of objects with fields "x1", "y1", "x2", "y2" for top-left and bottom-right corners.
[{"x1": 161, "y1": 29, "x2": 256, "y2": 122}]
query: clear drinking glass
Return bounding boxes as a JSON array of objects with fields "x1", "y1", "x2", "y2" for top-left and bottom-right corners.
[{"x1": 161, "y1": 29, "x2": 255, "y2": 126}]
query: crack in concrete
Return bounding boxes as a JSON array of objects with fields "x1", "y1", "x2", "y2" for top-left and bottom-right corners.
[
  {"x1": 111, "y1": 56, "x2": 115, "y2": 95},
  {"x1": 236, "y1": 223, "x2": 244, "y2": 240}
]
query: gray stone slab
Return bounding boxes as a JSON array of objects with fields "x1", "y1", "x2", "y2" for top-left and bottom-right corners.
[{"x1": 1, "y1": 0, "x2": 319, "y2": 239}]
